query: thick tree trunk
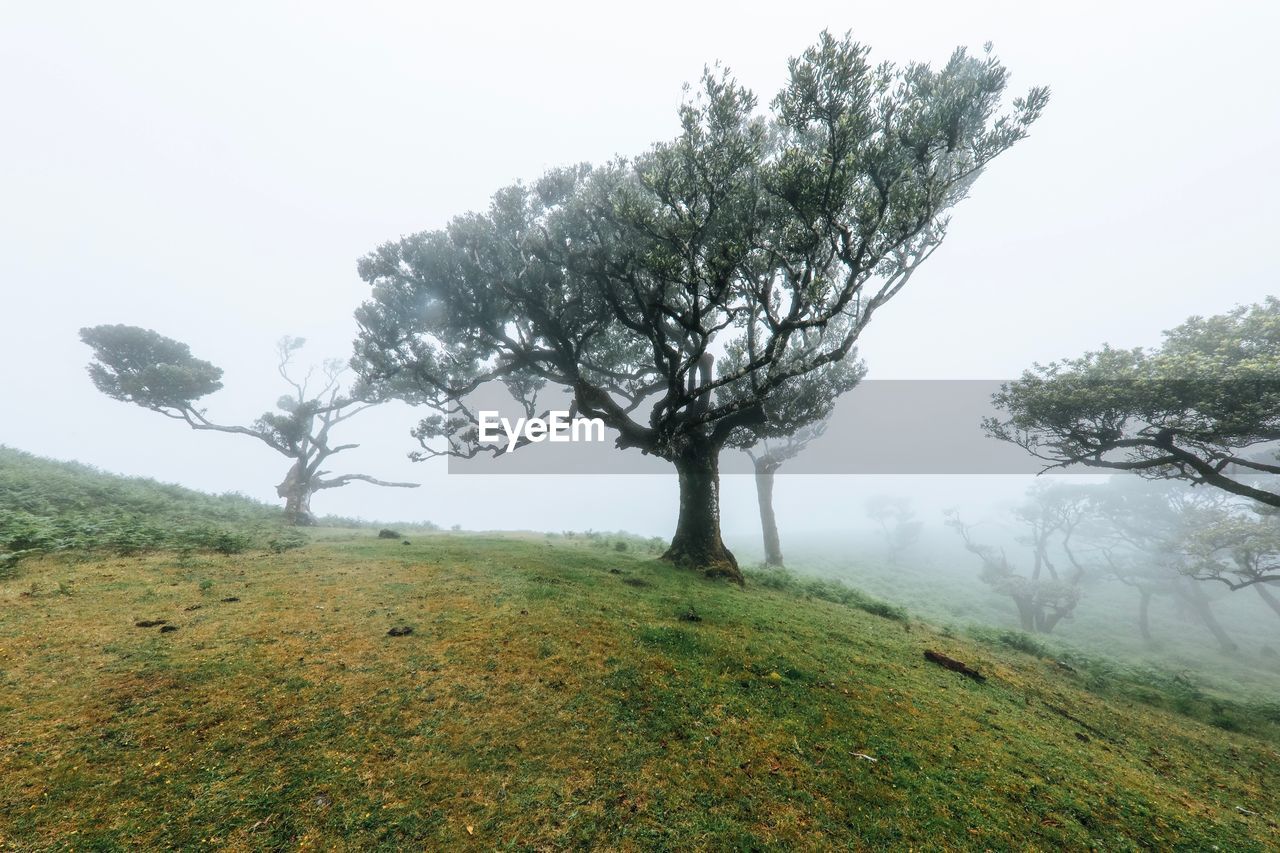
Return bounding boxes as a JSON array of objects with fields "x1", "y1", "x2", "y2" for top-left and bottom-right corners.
[
  {"x1": 1012, "y1": 594, "x2": 1037, "y2": 633},
  {"x1": 1137, "y1": 589, "x2": 1154, "y2": 644},
  {"x1": 754, "y1": 458, "x2": 783, "y2": 568},
  {"x1": 1255, "y1": 582, "x2": 1280, "y2": 622},
  {"x1": 663, "y1": 445, "x2": 742, "y2": 584},
  {"x1": 283, "y1": 490, "x2": 316, "y2": 526},
  {"x1": 277, "y1": 462, "x2": 316, "y2": 526}
]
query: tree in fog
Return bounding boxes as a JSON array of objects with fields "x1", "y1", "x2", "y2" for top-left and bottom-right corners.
[
  {"x1": 81, "y1": 326, "x2": 416, "y2": 525},
  {"x1": 737, "y1": 421, "x2": 830, "y2": 569},
  {"x1": 353, "y1": 32, "x2": 1047, "y2": 582},
  {"x1": 987, "y1": 299, "x2": 1280, "y2": 510},
  {"x1": 1090, "y1": 476, "x2": 1239, "y2": 652},
  {"x1": 1184, "y1": 509, "x2": 1280, "y2": 626},
  {"x1": 866, "y1": 496, "x2": 922, "y2": 564},
  {"x1": 945, "y1": 483, "x2": 1094, "y2": 634},
  {"x1": 733, "y1": 363, "x2": 864, "y2": 568}
]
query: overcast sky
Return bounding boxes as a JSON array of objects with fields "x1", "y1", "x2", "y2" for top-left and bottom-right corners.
[{"x1": 3, "y1": 2, "x2": 1278, "y2": 540}]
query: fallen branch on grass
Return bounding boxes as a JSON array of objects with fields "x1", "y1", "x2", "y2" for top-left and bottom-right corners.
[{"x1": 924, "y1": 650, "x2": 986, "y2": 682}]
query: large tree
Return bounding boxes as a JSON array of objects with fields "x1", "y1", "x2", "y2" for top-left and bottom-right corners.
[
  {"x1": 81, "y1": 325, "x2": 416, "y2": 524},
  {"x1": 353, "y1": 32, "x2": 1047, "y2": 582},
  {"x1": 986, "y1": 299, "x2": 1280, "y2": 509}
]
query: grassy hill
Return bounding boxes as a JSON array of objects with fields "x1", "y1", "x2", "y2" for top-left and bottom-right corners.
[
  {"x1": 2, "y1": 451, "x2": 1280, "y2": 849},
  {"x1": 0, "y1": 446, "x2": 288, "y2": 562},
  {"x1": 2, "y1": 531, "x2": 1279, "y2": 849}
]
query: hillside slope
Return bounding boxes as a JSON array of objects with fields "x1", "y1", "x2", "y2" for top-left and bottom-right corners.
[
  {"x1": 0, "y1": 446, "x2": 286, "y2": 561},
  {"x1": 3, "y1": 532, "x2": 1278, "y2": 850}
]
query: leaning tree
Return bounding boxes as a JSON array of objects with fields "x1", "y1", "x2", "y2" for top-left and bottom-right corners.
[
  {"x1": 986, "y1": 298, "x2": 1280, "y2": 509},
  {"x1": 945, "y1": 482, "x2": 1094, "y2": 634},
  {"x1": 81, "y1": 325, "x2": 417, "y2": 524},
  {"x1": 1183, "y1": 509, "x2": 1280, "y2": 627},
  {"x1": 1088, "y1": 476, "x2": 1241, "y2": 652},
  {"x1": 353, "y1": 31, "x2": 1047, "y2": 582}
]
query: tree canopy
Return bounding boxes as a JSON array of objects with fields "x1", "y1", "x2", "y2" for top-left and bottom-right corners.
[
  {"x1": 986, "y1": 299, "x2": 1280, "y2": 509},
  {"x1": 81, "y1": 325, "x2": 415, "y2": 524},
  {"x1": 354, "y1": 31, "x2": 1047, "y2": 578}
]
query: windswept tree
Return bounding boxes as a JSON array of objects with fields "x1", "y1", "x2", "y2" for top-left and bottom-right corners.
[
  {"x1": 987, "y1": 299, "x2": 1280, "y2": 509},
  {"x1": 1184, "y1": 509, "x2": 1280, "y2": 625},
  {"x1": 866, "y1": 495, "x2": 923, "y2": 564},
  {"x1": 354, "y1": 31, "x2": 1047, "y2": 582},
  {"x1": 81, "y1": 325, "x2": 416, "y2": 524},
  {"x1": 945, "y1": 483, "x2": 1094, "y2": 634},
  {"x1": 1090, "y1": 476, "x2": 1240, "y2": 652}
]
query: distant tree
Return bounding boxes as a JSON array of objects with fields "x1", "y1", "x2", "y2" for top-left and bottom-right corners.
[
  {"x1": 945, "y1": 483, "x2": 1094, "y2": 634},
  {"x1": 987, "y1": 299, "x2": 1280, "y2": 510},
  {"x1": 80, "y1": 325, "x2": 416, "y2": 525},
  {"x1": 865, "y1": 495, "x2": 922, "y2": 564},
  {"x1": 740, "y1": 417, "x2": 837, "y2": 569},
  {"x1": 1088, "y1": 476, "x2": 1239, "y2": 652},
  {"x1": 1183, "y1": 509, "x2": 1280, "y2": 626},
  {"x1": 353, "y1": 32, "x2": 1047, "y2": 582}
]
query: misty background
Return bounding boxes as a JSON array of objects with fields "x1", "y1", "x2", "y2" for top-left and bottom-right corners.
[{"x1": 3, "y1": 1, "x2": 1278, "y2": 542}]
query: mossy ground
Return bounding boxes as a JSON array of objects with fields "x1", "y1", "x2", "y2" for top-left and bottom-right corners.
[{"x1": 2, "y1": 532, "x2": 1278, "y2": 850}]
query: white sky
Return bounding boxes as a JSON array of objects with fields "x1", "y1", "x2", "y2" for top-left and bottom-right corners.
[{"x1": 2, "y1": 1, "x2": 1278, "y2": 540}]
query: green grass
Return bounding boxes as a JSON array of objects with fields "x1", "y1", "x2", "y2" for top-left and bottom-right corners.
[
  {"x1": 3, "y1": 531, "x2": 1279, "y2": 849},
  {"x1": 770, "y1": 531, "x2": 1280, "y2": 705},
  {"x1": 0, "y1": 446, "x2": 285, "y2": 564},
  {"x1": 0, "y1": 447, "x2": 439, "y2": 568}
]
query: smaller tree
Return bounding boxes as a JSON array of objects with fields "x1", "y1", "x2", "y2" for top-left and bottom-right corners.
[
  {"x1": 1088, "y1": 476, "x2": 1239, "y2": 651},
  {"x1": 81, "y1": 325, "x2": 417, "y2": 524},
  {"x1": 865, "y1": 496, "x2": 922, "y2": 564},
  {"x1": 732, "y1": 353, "x2": 867, "y2": 569},
  {"x1": 1184, "y1": 510, "x2": 1280, "y2": 624},
  {"x1": 739, "y1": 420, "x2": 829, "y2": 568},
  {"x1": 945, "y1": 483, "x2": 1093, "y2": 634}
]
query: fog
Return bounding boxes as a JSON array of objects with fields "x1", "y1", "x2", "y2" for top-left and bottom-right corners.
[{"x1": 4, "y1": 3, "x2": 1280, "y2": 674}]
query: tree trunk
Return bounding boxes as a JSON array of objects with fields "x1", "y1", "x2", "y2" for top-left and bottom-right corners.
[
  {"x1": 754, "y1": 457, "x2": 783, "y2": 568},
  {"x1": 663, "y1": 444, "x2": 742, "y2": 584},
  {"x1": 1040, "y1": 607, "x2": 1070, "y2": 635},
  {"x1": 1183, "y1": 583, "x2": 1237, "y2": 654},
  {"x1": 1255, "y1": 582, "x2": 1280, "y2": 622},
  {"x1": 1137, "y1": 589, "x2": 1154, "y2": 644},
  {"x1": 1012, "y1": 594, "x2": 1037, "y2": 633},
  {"x1": 277, "y1": 462, "x2": 316, "y2": 526}
]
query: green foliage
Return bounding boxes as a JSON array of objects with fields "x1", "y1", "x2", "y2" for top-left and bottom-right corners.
[
  {"x1": 988, "y1": 298, "x2": 1280, "y2": 508},
  {"x1": 966, "y1": 626, "x2": 1050, "y2": 657},
  {"x1": 80, "y1": 324, "x2": 223, "y2": 409},
  {"x1": 266, "y1": 530, "x2": 309, "y2": 554},
  {"x1": 0, "y1": 446, "x2": 282, "y2": 562},
  {"x1": 353, "y1": 32, "x2": 1046, "y2": 466}
]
